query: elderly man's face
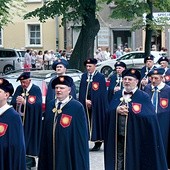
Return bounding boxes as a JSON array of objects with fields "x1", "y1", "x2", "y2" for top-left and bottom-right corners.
[
  {"x1": 150, "y1": 75, "x2": 163, "y2": 87},
  {"x1": 160, "y1": 61, "x2": 168, "y2": 68},
  {"x1": 123, "y1": 76, "x2": 138, "y2": 92},
  {"x1": 55, "y1": 84, "x2": 71, "y2": 101},
  {"x1": 20, "y1": 79, "x2": 31, "y2": 89}
]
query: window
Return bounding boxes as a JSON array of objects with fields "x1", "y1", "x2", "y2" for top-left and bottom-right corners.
[{"x1": 26, "y1": 24, "x2": 42, "y2": 47}]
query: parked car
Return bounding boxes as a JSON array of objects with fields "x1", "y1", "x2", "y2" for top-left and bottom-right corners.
[
  {"x1": 96, "y1": 51, "x2": 167, "y2": 77},
  {"x1": 15, "y1": 49, "x2": 26, "y2": 69},
  {"x1": 0, "y1": 48, "x2": 23, "y2": 73},
  {"x1": 2, "y1": 69, "x2": 82, "y2": 112}
]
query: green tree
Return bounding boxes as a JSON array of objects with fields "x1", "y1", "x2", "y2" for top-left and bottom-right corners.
[
  {"x1": 106, "y1": 0, "x2": 170, "y2": 57},
  {"x1": 24, "y1": 0, "x2": 100, "y2": 71},
  {"x1": 0, "y1": 0, "x2": 24, "y2": 27}
]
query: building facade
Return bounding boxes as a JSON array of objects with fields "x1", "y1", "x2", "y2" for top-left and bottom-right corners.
[
  {"x1": 66, "y1": 4, "x2": 170, "y2": 56},
  {"x1": 0, "y1": 0, "x2": 64, "y2": 52}
]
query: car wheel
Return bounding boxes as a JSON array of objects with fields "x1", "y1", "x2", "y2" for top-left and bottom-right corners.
[
  {"x1": 101, "y1": 66, "x2": 113, "y2": 77},
  {"x1": 3, "y1": 65, "x2": 14, "y2": 73}
]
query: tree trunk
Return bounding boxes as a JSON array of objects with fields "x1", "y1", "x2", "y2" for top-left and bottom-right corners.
[
  {"x1": 145, "y1": 0, "x2": 153, "y2": 57},
  {"x1": 69, "y1": 0, "x2": 100, "y2": 71}
]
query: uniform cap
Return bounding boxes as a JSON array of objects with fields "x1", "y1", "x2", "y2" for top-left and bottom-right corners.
[
  {"x1": 147, "y1": 68, "x2": 165, "y2": 77},
  {"x1": 114, "y1": 61, "x2": 126, "y2": 69},
  {"x1": 122, "y1": 68, "x2": 141, "y2": 80},
  {"x1": 84, "y1": 58, "x2": 97, "y2": 66},
  {"x1": 144, "y1": 54, "x2": 154, "y2": 63},
  {"x1": 0, "y1": 78, "x2": 14, "y2": 96},
  {"x1": 157, "y1": 56, "x2": 169, "y2": 64},
  {"x1": 17, "y1": 72, "x2": 30, "y2": 82},
  {"x1": 51, "y1": 75, "x2": 73, "y2": 89},
  {"x1": 52, "y1": 59, "x2": 69, "y2": 70}
]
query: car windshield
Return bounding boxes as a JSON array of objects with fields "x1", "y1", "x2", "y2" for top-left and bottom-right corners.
[{"x1": 116, "y1": 52, "x2": 144, "y2": 61}]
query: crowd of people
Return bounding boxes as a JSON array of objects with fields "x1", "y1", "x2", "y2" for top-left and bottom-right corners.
[
  {"x1": 0, "y1": 52, "x2": 170, "y2": 170},
  {"x1": 23, "y1": 49, "x2": 72, "y2": 70}
]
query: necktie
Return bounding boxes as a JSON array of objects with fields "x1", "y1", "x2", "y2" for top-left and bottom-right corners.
[
  {"x1": 152, "y1": 86, "x2": 158, "y2": 112},
  {"x1": 89, "y1": 74, "x2": 92, "y2": 81},
  {"x1": 124, "y1": 91, "x2": 133, "y2": 95},
  {"x1": 57, "y1": 102, "x2": 62, "y2": 110},
  {"x1": 87, "y1": 75, "x2": 92, "y2": 100}
]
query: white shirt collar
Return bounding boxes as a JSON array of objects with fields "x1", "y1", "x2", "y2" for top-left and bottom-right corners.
[
  {"x1": 151, "y1": 82, "x2": 165, "y2": 90},
  {"x1": 56, "y1": 96, "x2": 70, "y2": 105},
  {"x1": 0, "y1": 103, "x2": 12, "y2": 116},
  {"x1": 26, "y1": 82, "x2": 33, "y2": 92}
]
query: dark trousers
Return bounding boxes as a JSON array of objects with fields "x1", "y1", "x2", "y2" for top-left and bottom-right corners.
[
  {"x1": 26, "y1": 156, "x2": 36, "y2": 170},
  {"x1": 117, "y1": 135, "x2": 124, "y2": 170}
]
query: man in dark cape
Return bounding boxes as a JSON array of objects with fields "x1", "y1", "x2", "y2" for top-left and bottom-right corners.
[
  {"x1": 144, "y1": 67, "x2": 170, "y2": 168},
  {"x1": 46, "y1": 59, "x2": 76, "y2": 105},
  {"x1": 140, "y1": 54, "x2": 156, "y2": 89},
  {"x1": 108, "y1": 61, "x2": 126, "y2": 103},
  {"x1": 11, "y1": 72, "x2": 42, "y2": 169},
  {"x1": 157, "y1": 56, "x2": 170, "y2": 86},
  {"x1": 38, "y1": 75, "x2": 89, "y2": 170},
  {"x1": 104, "y1": 68, "x2": 168, "y2": 170},
  {"x1": 0, "y1": 78, "x2": 26, "y2": 170},
  {"x1": 79, "y1": 58, "x2": 108, "y2": 151}
]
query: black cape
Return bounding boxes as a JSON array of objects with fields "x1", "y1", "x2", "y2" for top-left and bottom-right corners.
[
  {"x1": 38, "y1": 98, "x2": 89, "y2": 170},
  {"x1": 108, "y1": 73, "x2": 123, "y2": 103},
  {"x1": 11, "y1": 84, "x2": 42, "y2": 156},
  {"x1": 79, "y1": 71, "x2": 108, "y2": 141},
  {"x1": 104, "y1": 89, "x2": 168, "y2": 170},
  {"x1": 0, "y1": 107, "x2": 26, "y2": 170},
  {"x1": 144, "y1": 83, "x2": 170, "y2": 167}
]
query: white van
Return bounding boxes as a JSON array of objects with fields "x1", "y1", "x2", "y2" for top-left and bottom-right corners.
[{"x1": 0, "y1": 48, "x2": 22, "y2": 73}]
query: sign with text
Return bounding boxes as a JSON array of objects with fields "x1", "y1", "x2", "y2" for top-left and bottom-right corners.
[{"x1": 97, "y1": 27, "x2": 110, "y2": 47}]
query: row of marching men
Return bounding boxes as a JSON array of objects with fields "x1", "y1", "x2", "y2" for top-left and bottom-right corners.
[
  {"x1": 0, "y1": 56, "x2": 169, "y2": 170},
  {"x1": 107, "y1": 55, "x2": 170, "y2": 170}
]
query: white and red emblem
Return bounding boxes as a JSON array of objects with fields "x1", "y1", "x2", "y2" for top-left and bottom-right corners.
[
  {"x1": 0, "y1": 123, "x2": 8, "y2": 137},
  {"x1": 165, "y1": 75, "x2": 170, "y2": 81},
  {"x1": 60, "y1": 114, "x2": 72, "y2": 128},
  {"x1": 28, "y1": 96, "x2": 36, "y2": 104},
  {"x1": 160, "y1": 98, "x2": 168, "y2": 108},
  {"x1": 132, "y1": 103, "x2": 141, "y2": 114},
  {"x1": 92, "y1": 82, "x2": 99, "y2": 91}
]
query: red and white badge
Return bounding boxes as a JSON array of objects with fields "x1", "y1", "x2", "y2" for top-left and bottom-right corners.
[
  {"x1": 0, "y1": 123, "x2": 8, "y2": 137},
  {"x1": 92, "y1": 82, "x2": 99, "y2": 91},
  {"x1": 165, "y1": 75, "x2": 170, "y2": 81},
  {"x1": 60, "y1": 114, "x2": 72, "y2": 128},
  {"x1": 28, "y1": 96, "x2": 36, "y2": 104},
  {"x1": 132, "y1": 103, "x2": 141, "y2": 114},
  {"x1": 160, "y1": 98, "x2": 168, "y2": 108}
]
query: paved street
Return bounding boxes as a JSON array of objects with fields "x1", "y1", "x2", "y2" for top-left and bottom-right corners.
[
  {"x1": 32, "y1": 142, "x2": 104, "y2": 170},
  {"x1": 89, "y1": 142, "x2": 104, "y2": 170}
]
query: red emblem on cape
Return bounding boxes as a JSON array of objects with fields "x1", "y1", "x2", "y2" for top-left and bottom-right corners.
[
  {"x1": 92, "y1": 82, "x2": 99, "y2": 91},
  {"x1": 0, "y1": 123, "x2": 8, "y2": 137},
  {"x1": 28, "y1": 96, "x2": 36, "y2": 104},
  {"x1": 60, "y1": 114, "x2": 72, "y2": 128},
  {"x1": 165, "y1": 75, "x2": 170, "y2": 81},
  {"x1": 160, "y1": 98, "x2": 168, "y2": 108},
  {"x1": 132, "y1": 103, "x2": 141, "y2": 114}
]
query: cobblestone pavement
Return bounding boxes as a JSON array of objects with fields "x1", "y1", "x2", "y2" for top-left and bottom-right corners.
[{"x1": 89, "y1": 142, "x2": 104, "y2": 170}]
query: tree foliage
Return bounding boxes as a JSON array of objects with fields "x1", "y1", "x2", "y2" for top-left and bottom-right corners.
[
  {"x1": 24, "y1": 0, "x2": 96, "y2": 26},
  {"x1": 24, "y1": 0, "x2": 100, "y2": 71},
  {"x1": 0, "y1": 0, "x2": 24, "y2": 27}
]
